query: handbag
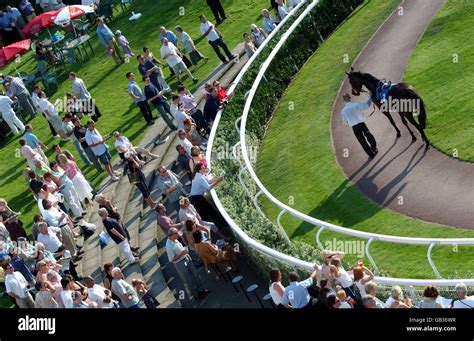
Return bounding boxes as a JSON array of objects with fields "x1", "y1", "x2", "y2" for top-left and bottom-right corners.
[{"x1": 127, "y1": 166, "x2": 142, "y2": 185}]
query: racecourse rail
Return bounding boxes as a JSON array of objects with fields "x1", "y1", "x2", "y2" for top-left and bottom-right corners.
[{"x1": 206, "y1": 0, "x2": 474, "y2": 288}]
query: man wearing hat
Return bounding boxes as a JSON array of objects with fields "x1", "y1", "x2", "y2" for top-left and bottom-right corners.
[{"x1": 166, "y1": 227, "x2": 210, "y2": 300}]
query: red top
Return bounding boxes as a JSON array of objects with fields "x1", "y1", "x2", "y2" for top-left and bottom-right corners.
[{"x1": 216, "y1": 86, "x2": 227, "y2": 101}]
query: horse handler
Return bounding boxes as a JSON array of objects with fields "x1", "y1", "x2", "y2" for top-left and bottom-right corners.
[{"x1": 341, "y1": 93, "x2": 378, "y2": 159}]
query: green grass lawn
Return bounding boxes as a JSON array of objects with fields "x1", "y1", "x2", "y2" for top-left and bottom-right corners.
[
  {"x1": 404, "y1": 0, "x2": 474, "y2": 162},
  {"x1": 0, "y1": 0, "x2": 269, "y2": 308},
  {"x1": 256, "y1": 0, "x2": 474, "y2": 279},
  {"x1": 0, "y1": 0, "x2": 268, "y2": 231}
]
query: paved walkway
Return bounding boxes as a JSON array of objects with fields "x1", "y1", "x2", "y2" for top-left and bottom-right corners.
[{"x1": 330, "y1": 0, "x2": 474, "y2": 230}]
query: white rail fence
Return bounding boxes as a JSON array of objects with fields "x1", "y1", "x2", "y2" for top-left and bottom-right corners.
[{"x1": 206, "y1": 0, "x2": 474, "y2": 289}]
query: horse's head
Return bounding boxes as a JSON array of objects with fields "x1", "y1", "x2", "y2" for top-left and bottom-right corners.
[{"x1": 346, "y1": 67, "x2": 364, "y2": 96}]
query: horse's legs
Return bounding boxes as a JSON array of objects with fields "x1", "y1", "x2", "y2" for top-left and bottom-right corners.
[
  {"x1": 382, "y1": 111, "x2": 401, "y2": 137},
  {"x1": 399, "y1": 113, "x2": 417, "y2": 142},
  {"x1": 405, "y1": 112, "x2": 430, "y2": 148}
]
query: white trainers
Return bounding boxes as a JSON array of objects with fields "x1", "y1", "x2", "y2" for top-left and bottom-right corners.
[
  {"x1": 111, "y1": 176, "x2": 119, "y2": 182},
  {"x1": 113, "y1": 171, "x2": 121, "y2": 176}
]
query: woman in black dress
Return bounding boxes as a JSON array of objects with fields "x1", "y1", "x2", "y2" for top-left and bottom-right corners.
[{"x1": 125, "y1": 152, "x2": 156, "y2": 209}]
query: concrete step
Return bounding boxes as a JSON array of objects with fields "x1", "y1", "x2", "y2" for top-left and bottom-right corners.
[{"x1": 74, "y1": 42, "x2": 249, "y2": 307}]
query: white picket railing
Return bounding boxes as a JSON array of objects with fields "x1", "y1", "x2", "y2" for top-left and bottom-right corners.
[{"x1": 206, "y1": 0, "x2": 474, "y2": 288}]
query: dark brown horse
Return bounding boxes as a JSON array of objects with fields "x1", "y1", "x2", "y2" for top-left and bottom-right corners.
[{"x1": 346, "y1": 67, "x2": 429, "y2": 148}]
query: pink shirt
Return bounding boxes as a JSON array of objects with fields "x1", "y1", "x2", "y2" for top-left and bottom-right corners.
[
  {"x1": 21, "y1": 145, "x2": 36, "y2": 161},
  {"x1": 60, "y1": 160, "x2": 79, "y2": 179},
  {"x1": 179, "y1": 92, "x2": 197, "y2": 111}
]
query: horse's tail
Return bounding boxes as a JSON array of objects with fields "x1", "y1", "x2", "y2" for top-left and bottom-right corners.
[{"x1": 404, "y1": 86, "x2": 427, "y2": 129}]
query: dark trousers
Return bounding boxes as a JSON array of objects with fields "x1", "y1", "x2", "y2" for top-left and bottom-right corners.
[
  {"x1": 191, "y1": 109, "x2": 210, "y2": 135},
  {"x1": 153, "y1": 101, "x2": 176, "y2": 130},
  {"x1": 137, "y1": 100, "x2": 153, "y2": 123},
  {"x1": 190, "y1": 195, "x2": 227, "y2": 227},
  {"x1": 352, "y1": 122, "x2": 377, "y2": 158},
  {"x1": 43, "y1": 113, "x2": 57, "y2": 136},
  {"x1": 209, "y1": 38, "x2": 233, "y2": 63},
  {"x1": 87, "y1": 98, "x2": 101, "y2": 121},
  {"x1": 208, "y1": 0, "x2": 226, "y2": 23}
]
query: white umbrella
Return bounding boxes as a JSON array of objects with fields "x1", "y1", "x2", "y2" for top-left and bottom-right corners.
[{"x1": 53, "y1": 5, "x2": 94, "y2": 27}]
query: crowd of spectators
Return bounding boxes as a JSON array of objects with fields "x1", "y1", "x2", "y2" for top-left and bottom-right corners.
[{"x1": 268, "y1": 250, "x2": 474, "y2": 309}]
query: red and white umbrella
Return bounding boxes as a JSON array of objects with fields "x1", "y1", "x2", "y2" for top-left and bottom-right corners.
[{"x1": 52, "y1": 5, "x2": 94, "y2": 26}]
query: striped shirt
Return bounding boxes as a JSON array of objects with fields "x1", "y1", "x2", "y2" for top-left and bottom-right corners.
[{"x1": 9, "y1": 77, "x2": 28, "y2": 95}]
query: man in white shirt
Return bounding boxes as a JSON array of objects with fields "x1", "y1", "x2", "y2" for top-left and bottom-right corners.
[
  {"x1": 166, "y1": 228, "x2": 209, "y2": 300},
  {"x1": 0, "y1": 95, "x2": 25, "y2": 135},
  {"x1": 340, "y1": 93, "x2": 378, "y2": 159},
  {"x1": 451, "y1": 283, "x2": 474, "y2": 308},
  {"x1": 85, "y1": 120, "x2": 119, "y2": 181},
  {"x1": 85, "y1": 276, "x2": 115, "y2": 308},
  {"x1": 171, "y1": 94, "x2": 191, "y2": 130},
  {"x1": 42, "y1": 199, "x2": 71, "y2": 229},
  {"x1": 37, "y1": 222, "x2": 63, "y2": 253},
  {"x1": 177, "y1": 129, "x2": 194, "y2": 157},
  {"x1": 199, "y1": 15, "x2": 236, "y2": 64},
  {"x1": 3, "y1": 263, "x2": 35, "y2": 308},
  {"x1": 113, "y1": 131, "x2": 158, "y2": 161},
  {"x1": 160, "y1": 38, "x2": 197, "y2": 83}
]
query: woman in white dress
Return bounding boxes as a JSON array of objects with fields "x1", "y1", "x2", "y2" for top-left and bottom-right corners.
[{"x1": 57, "y1": 154, "x2": 93, "y2": 205}]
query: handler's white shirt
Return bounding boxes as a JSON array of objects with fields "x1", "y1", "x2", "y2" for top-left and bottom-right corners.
[{"x1": 340, "y1": 98, "x2": 372, "y2": 127}]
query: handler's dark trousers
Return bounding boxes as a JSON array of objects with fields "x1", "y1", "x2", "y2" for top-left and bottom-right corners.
[{"x1": 352, "y1": 122, "x2": 377, "y2": 158}]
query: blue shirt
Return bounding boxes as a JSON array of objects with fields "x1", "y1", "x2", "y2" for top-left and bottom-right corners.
[
  {"x1": 159, "y1": 30, "x2": 178, "y2": 45},
  {"x1": 85, "y1": 128, "x2": 107, "y2": 156},
  {"x1": 262, "y1": 16, "x2": 277, "y2": 34},
  {"x1": 20, "y1": 1, "x2": 34, "y2": 15},
  {"x1": 24, "y1": 131, "x2": 40, "y2": 149},
  {"x1": 0, "y1": 14, "x2": 10, "y2": 29},
  {"x1": 127, "y1": 80, "x2": 145, "y2": 103},
  {"x1": 97, "y1": 24, "x2": 114, "y2": 47},
  {"x1": 10, "y1": 256, "x2": 34, "y2": 283},
  {"x1": 203, "y1": 95, "x2": 220, "y2": 122},
  {"x1": 7, "y1": 8, "x2": 22, "y2": 22},
  {"x1": 282, "y1": 277, "x2": 313, "y2": 308},
  {"x1": 138, "y1": 60, "x2": 160, "y2": 89}
]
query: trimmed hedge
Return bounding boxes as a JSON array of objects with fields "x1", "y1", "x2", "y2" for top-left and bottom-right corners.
[{"x1": 210, "y1": 0, "x2": 363, "y2": 283}]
